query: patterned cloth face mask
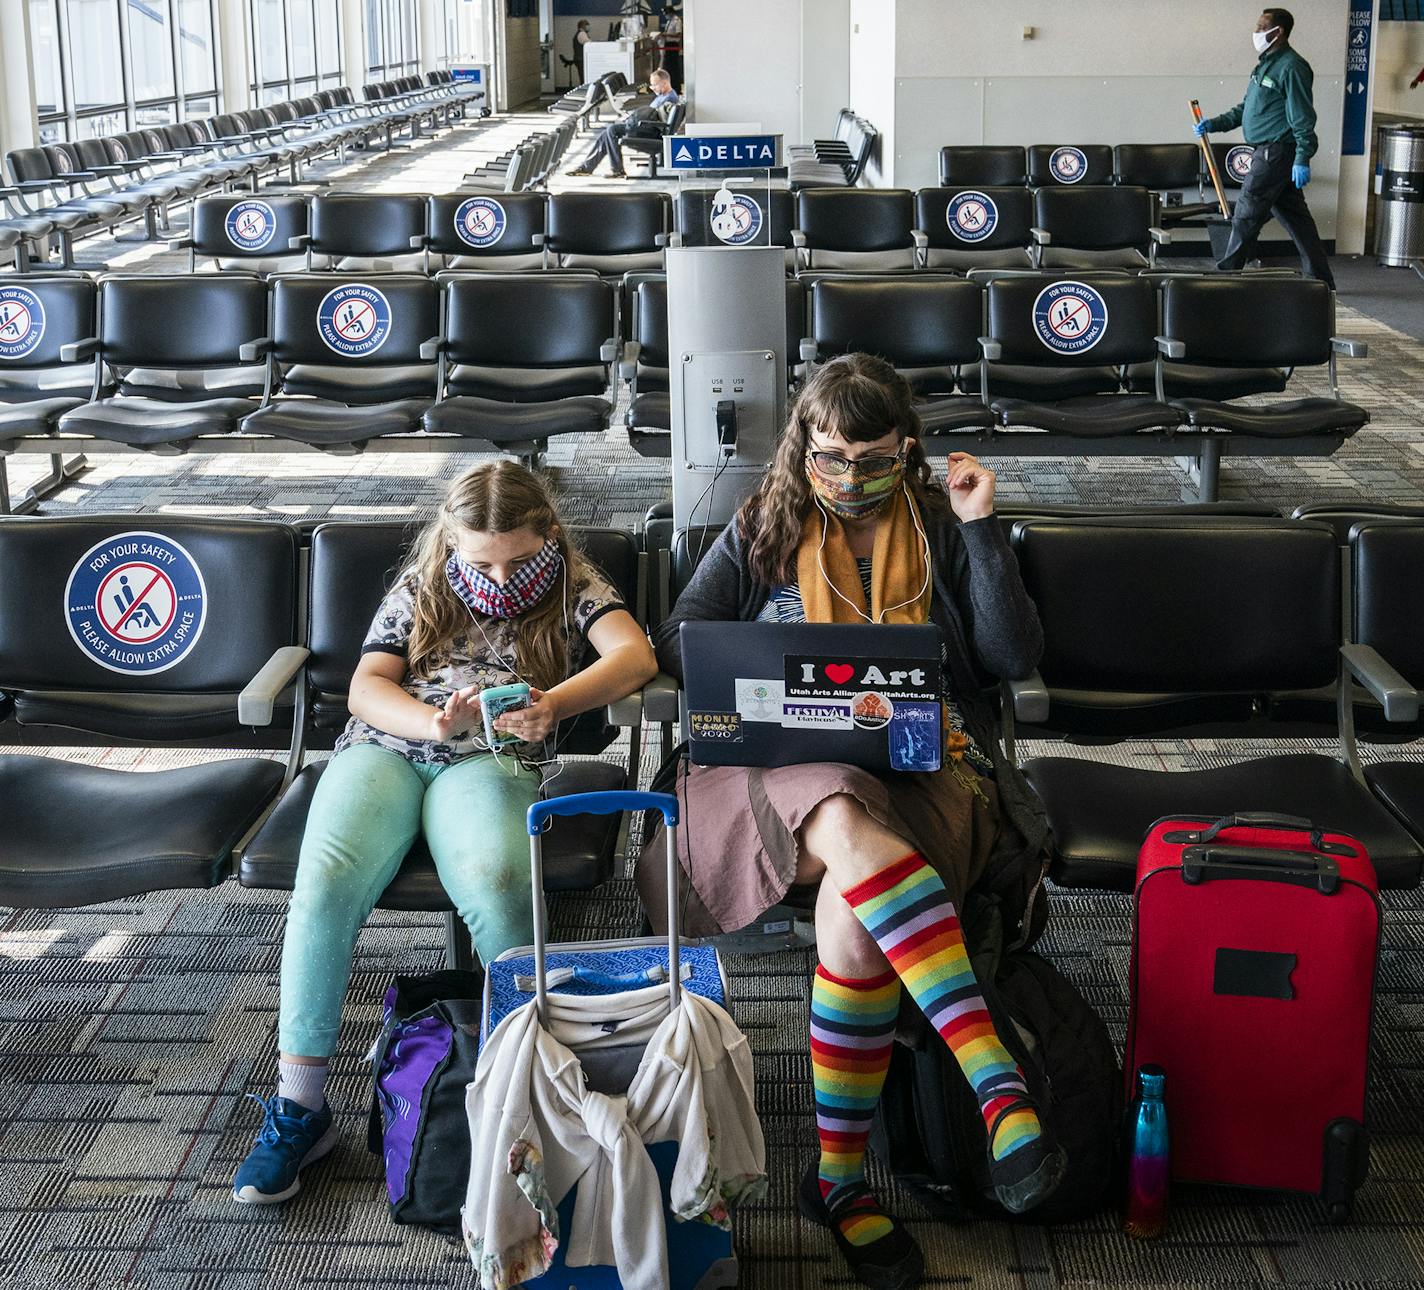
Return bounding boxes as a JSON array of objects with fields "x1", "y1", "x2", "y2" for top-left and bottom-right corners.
[
  {"x1": 445, "y1": 536, "x2": 564, "y2": 619},
  {"x1": 804, "y1": 449, "x2": 906, "y2": 519}
]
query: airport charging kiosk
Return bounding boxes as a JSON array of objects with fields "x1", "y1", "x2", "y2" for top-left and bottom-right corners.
[{"x1": 664, "y1": 130, "x2": 787, "y2": 530}]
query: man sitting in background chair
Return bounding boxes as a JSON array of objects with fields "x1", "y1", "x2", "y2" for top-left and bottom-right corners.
[{"x1": 567, "y1": 69, "x2": 681, "y2": 178}]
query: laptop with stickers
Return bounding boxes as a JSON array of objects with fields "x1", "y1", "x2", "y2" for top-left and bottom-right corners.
[{"x1": 679, "y1": 621, "x2": 945, "y2": 772}]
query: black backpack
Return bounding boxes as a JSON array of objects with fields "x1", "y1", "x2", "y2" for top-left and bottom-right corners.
[
  {"x1": 366, "y1": 969, "x2": 485, "y2": 1233},
  {"x1": 870, "y1": 899, "x2": 1121, "y2": 1224}
]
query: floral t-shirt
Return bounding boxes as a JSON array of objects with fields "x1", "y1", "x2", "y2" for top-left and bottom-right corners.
[{"x1": 335, "y1": 568, "x2": 625, "y2": 765}]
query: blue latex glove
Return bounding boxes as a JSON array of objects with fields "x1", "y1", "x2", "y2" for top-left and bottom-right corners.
[
  {"x1": 1193, "y1": 119, "x2": 1211, "y2": 137},
  {"x1": 1293, "y1": 162, "x2": 1310, "y2": 188}
]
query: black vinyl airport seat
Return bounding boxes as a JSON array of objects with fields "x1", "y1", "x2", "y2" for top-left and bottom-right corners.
[
  {"x1": 174, "y1": 193, "x2": 310, "y2": 275},
  {"x1": 1026, "y1": 144, "x2": 1115, "y2": 187},
  {"x1": 422, "y1": 272, "x2": 617, "y2": 455},
  {"x1": 1008, "y1": 516, "x2": 1424, "y2": 892},
  {"x1": 0, "y1": 515, "x2": 298, "y2": 907},
  {"x1": 240, "y1": 273, "x2": 438, "y2": 448},
  {"x1": 914, "y1": 186, "x2": 1034, "y2": 271},
  {"x1": 938, "y1": 146, "x2": 1027, "y2": 187},
  {"x1": 56, "y1": 274, "x2": 269, "y2": 448},
  {"x1": 546, "y1": 191, "x2": 671, "y2": 275},
  {"x1": 1031, "y1": 185, "x2": 1168, "y2": 271},
  {"x1": 793, "y1": 187, "x2": 918, "y2": 273},
  {"x1": 425, "y1": 192, "x2": 548, "y2": 271},
  {"x1": 301, "y1": 192, "x2": 427, "y2": 273}
]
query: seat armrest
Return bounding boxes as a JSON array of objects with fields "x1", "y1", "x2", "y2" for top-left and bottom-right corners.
[
  {"x1": 0, "y1": 692, "x2": 13, "y2": 724},
  {"x1": 167, "y1": 236, "x2": 194, "y2": 251},
  {"x1": 1156, "y1": 334, "x2": 1186, "y2": 359},
  {"x1": 408, "y1": 233, "x2": 426, "y2": 250},
  {"x1": 239, "y1": 646, "x2": 311, "y2": 726},
  {"x1": 89, "y1": 163, "x2": 128, "y2": 175},
  {"x1": 799, "y1": 336, "x2": 819, "y2": 364},
  {"x1": 978, "y1": 336, "x2": 1003, "y2": 362},
  {"x1": 600, "y1": 337, "x2": 620, "y2": 364},
  {"x1": 1149, "y1": 226, "x2": 1171, "y2": 245},
  {"x1": 59, "y1": 337, "x2": 101, "y2": 362},
  {"x1": 606, "y1": 691, "x2": 644, "y2": 727},
  {"x1": 1004, "y1": 671, "x2": 1050, "y2": 724},
  {"x1": 287, "y1": 233, "x2": 311, "y2": 250},
  {"x1": 619, "y1": 339, "x2": 642, "y2": 381},
  {"x1": 1030, "y1": 227, "x2": 1051, "y2": 245},
  {"x1": 911, "y1": 229, "x2": 929, "y2": 249},
  {"x1": 1332, "y1": 337, "x2": 1367, "y2": 359},
  {"x1": 530, "y1": 232, "x2": 546, "y2": 248},
  {"x1": 238, "y1": 336, "x2": 274, "y2": 362},
  {"x1": 419, "y1": 336, "x2": 444, "y2": 361},
  {"x1": 643, "y1": 672, "x2": 682, "y2": 725},
  {"x1": 790, "y1": 230, "x2": 808, "y2": 248},
  {"x1": 15, "y1": 180, "x2": 60, "y2": 193},
  {"x1": 1342, "y1": 643, "x2": 1420, "y2": 723}
]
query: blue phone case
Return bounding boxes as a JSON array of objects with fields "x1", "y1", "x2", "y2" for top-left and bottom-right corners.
[{"x1": 480, "y1": 682, "x2": 531, "y2": 747}]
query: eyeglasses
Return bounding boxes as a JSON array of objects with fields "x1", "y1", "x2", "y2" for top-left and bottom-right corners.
[{"x1": 805, "y1": 448, "x2": 905, "y2": 478}]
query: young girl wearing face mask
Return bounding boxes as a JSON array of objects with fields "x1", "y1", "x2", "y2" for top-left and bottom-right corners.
[
  {"x1": 638, "y1": 355, "x2": 1056, "y2": 1289},
  {"x1": 233, "y1": 462, "x2": 657, "y2": 1206}
]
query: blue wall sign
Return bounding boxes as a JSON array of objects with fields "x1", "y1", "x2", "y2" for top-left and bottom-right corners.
[
  {"x1": 667, "y1": 135, "x2": 781, "y2": 171},
  {"x1": 1343, "y1": 0, "x2": 1373, "y2": 158}
]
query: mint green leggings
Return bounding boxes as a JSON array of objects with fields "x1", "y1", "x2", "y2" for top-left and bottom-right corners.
[{"x1": 278, "y1": 742, "x2": 541, "y2": 1058}]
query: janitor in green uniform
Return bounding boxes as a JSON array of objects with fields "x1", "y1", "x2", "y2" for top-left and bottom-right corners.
[{"x1": 1194, "y1": 8, "x2": 1335, "y2": 287}]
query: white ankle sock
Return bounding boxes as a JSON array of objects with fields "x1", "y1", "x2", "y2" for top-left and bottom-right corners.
[{"x1": 276, "y1": 1059, "x2": 329, "y2": 1113}]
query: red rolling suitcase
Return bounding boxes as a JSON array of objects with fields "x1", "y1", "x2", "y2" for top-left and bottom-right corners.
[{"x1": 1125, "y1": 813, "x2": 1378, "y2": 1221}]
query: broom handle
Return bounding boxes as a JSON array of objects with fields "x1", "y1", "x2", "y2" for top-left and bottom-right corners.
[{"x1": 1191, "y1": 99, "x2": 1231, "y2": 218}]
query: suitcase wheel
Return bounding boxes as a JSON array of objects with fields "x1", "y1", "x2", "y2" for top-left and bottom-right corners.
[{"x1": 1328, "y1": 1201, "x2": 1352, "y2": 1226}]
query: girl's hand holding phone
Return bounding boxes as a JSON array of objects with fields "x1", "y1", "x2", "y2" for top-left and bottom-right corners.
[
  {"x1": 429, "y1": 686, "x2": 481, "y2": 742},
  {"x1": 493, "y1": 687, "x2": 561, "y2": 743}
]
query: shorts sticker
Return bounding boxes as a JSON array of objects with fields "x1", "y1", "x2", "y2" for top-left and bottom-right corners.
[
  {"x1": 781, "y1": 701, "x2": 854, "y2": 730},
  {"x1": 1032, "y1": 279, "x2": 1109, "y2": 355},
  {"x1": 689, "y1": 710, "x2": 743, "y2": 742},
  {"x1": 225, "y1": 199, "x2": 278, "y2": 251},
  {"x1": 709, "y1": 186, "x2": 764, "y2": 245},
  {"x1": 852, "y1": 692, "x2": 894, "y2": 730},
  {"x1": 946, "y1": 190, "x2": 998, "y2": 243},
  {"x1": 317, "y1": 283, "x2": 392, "y2": 358},
  {"x1": 1049, "y1": 146, "x2": 1089, "y2": 184},
  {"x1": 735, "y1": 678, "x2": 786, "y2": 721},
  {"x1": 454, "y1": 196, "x2": 507, "y2": 248},
  {"x1": 64, "y1": 531, "x2": 207, "y2": 675},
  {"x1": 0, "y1": 285, "x2": 47, "y2": 361},
  {"x1": 1225, "y1": 145, "x2": 1255, "y2": 182},
  {"x1": 889, "y1": 701, "x2": 943, "y2": 772}
]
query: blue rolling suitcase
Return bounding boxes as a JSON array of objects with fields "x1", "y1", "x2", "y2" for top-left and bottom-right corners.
[{"x1": 479, "y1": 790, "x2": 740, "y2": 1290}]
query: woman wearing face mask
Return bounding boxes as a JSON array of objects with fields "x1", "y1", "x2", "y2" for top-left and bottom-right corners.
[
  {"x1": 638, "y1": 355, "x2": 1056, "y2": 1289},
  {"x1": 233, "y1": 462, "x2": 656, "y2": 1207}
]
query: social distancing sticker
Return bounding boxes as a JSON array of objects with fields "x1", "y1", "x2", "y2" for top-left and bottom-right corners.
[
  {"x1": 0, "y1": 286, "x2": 46, "y2": 360},
  {"x1": 225, "y1": 200, "x2": 278, "y2": 251},
  {"x1": 454, "y1": 196, "x2": 507, "y2": 248},
  {"x1": 1032, "y1": 279, "x2": 1109, "y2": 355},
  {"x1": 1049, "y1": 146, "x2": 1089, "y2": 183},
  {"x1": 946, "y1": 190, "x2": 998, "y2": 243},
  {"x1": 317, "y1": 283, "x2": 392, "y2": 358}
]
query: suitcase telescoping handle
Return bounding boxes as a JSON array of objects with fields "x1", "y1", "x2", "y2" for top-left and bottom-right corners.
[
  {"x1": 1199, "y1": 812, "x2": 1328, "y2": 850},
  {"x1": 526, "y1": 791, "x2": 681, "y2": 1023},
  {"x1": 1181, "y1": 845, "x2": 1341, "y2": 894}
]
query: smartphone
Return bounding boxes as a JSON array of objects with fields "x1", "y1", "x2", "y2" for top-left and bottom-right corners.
[{"x1": 479, "y1": 681, "x2": 531, "y2": 747}]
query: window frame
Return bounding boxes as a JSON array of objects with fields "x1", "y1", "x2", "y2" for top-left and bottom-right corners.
[{"x1": 249, "y1": 0, "x2": 345, "y2": 104}]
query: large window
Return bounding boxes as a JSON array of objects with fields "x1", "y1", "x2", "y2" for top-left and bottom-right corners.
[
  {"x1": 250, "y1": 0, "x2": 346, "y2": 102},
  {"x1": 366, "y1": 0, "x2": 421, "y2": 79},
  {"x1": 29, "y1": 0, "x2": 219, "y2": 145}
]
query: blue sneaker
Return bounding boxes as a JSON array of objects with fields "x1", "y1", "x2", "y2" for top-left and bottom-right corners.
[{"x1": 232, "y1": 1094, "x2": 339, "y2": 1204}]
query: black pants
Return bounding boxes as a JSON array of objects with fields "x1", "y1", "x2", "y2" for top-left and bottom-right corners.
[
  {"x1": 579, "y1": 122, "x2": 660, "y2": 174},
  {"x1": 1217, "y1": 137, "x2": 1335, "y2": 287}
]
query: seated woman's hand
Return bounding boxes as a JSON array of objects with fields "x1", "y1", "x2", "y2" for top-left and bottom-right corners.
[
  {"x1": 945, "y1": 451, "x2": 996, "y2": 523},
  {"x1": 429, "y1": 686, "x2": 481, "y2": 742},
  {"x1": 494, "y1": 687, "x2": 561, "y2": 744}
]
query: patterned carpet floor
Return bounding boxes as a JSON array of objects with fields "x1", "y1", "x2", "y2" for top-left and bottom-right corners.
[{"x1": 3, "y1": 107, "x2": 1424, "y2": 1289}]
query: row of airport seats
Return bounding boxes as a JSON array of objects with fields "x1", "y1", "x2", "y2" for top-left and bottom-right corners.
[
  {"x1": 461, "y1": 119, "x2": 579, "y2": 194},
  {"x1": 0, "y1": 514, "x2": 644, "y2": 970},
  {"x1": 5, "y1": 504, "x2": 1424, "y2": 969},
  {"x1": 645, "y1": 504, "x2": 1424, "y2": 897},
  {"x1": 0, "y1": 268, "x2": 1364, "y2": 510},
  {"x1": 619, "y1": 271, "x2": 1367, "y2": 500},
  {"x1": 940, "y1": 141, "x2": 1253, "y2": 223},
  {"x1": 0, "y1": 270, "x2": 626, "y2": 501},
  {"x1": 548, "y1": 72, "x2": 638, "y2": 126},
  {"x1": 0, "y1": 78, "x2": 479, "y2": 271},
  {"x1": 157, "y1": 186, "x2": 1182, "y2": 282},
  {"x1": 787, "y1": 110, "x2": 878, "y2": 188}
]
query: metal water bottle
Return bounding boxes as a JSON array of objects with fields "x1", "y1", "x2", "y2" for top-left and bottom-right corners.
[{"x1": 1124, "y1": 1064, "x2": 1169, "y2": 1239}]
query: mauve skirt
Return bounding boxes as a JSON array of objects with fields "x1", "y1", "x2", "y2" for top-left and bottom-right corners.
[{"x1": 636, "y1": 759, "x2": 1003, "y2": 938}]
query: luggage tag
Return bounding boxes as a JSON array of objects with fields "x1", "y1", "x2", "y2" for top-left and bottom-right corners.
[{"x1": 888, "y1": 701, "x2": 942, "y2": 772}]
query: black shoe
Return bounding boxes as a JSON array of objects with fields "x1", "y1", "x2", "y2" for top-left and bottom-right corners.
[
  {"x1": 566, "y1": 165, "x2": 595, "y2": 177},
  {"x1": 798, "y1": 1161, "x2": 923, "y2": 1290},
  {"x1": 985, "y1": 1096, "x2": 1068, "y2": 1215}
]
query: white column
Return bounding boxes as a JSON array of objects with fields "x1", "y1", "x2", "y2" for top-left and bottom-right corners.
[
  {"x1": 214, "y1": 0, "x2": 254, "y2": 113},
  {"x1": 0, "y1": 1, "x2": 39, "y2": 151},
  {"x1": 344, "y1": 0, "x2": 369, "y2": 90},
  {"x1": 419, "y1": 0, "x2": 442, "y2": 72}
]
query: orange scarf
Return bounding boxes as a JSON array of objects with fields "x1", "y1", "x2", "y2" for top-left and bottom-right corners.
[{"x1": 795, "y1": 488, "x2": 931, "y2": 625}]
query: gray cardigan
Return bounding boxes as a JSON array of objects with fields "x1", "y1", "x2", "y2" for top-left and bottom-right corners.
[{"x1": 654, "y1": 511, "x2": 1052, "y2": 947}]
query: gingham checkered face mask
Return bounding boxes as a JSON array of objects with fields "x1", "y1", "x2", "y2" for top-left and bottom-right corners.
[{"x1": 446, "y1": 537, "x2": 564, "y2": 619}]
